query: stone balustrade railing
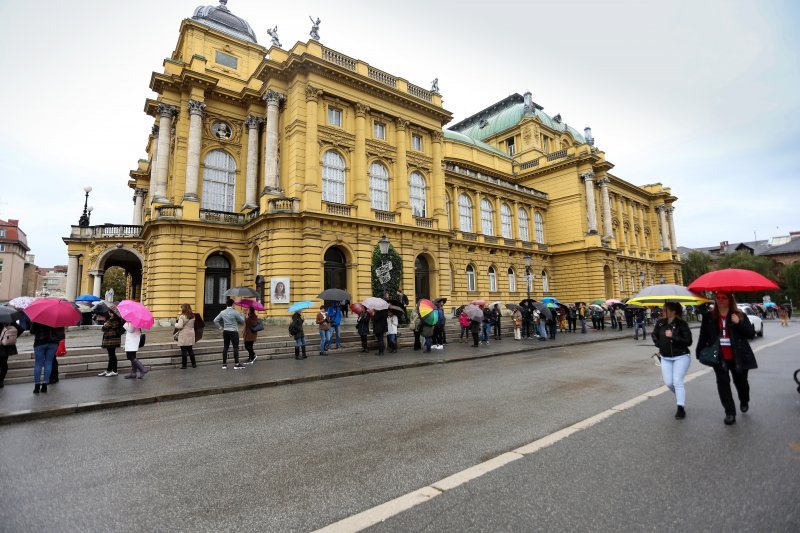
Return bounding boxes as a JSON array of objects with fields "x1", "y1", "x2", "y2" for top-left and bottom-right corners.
[
  {"x1": 200, "y1": 209, "x2": 244, "y2": 225},
  {"x1": 69, "y1": 225, "x2": 143, "y2": 239}
]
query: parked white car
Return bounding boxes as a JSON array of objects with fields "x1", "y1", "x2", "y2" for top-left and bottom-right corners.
[{"x1": 738, "y1": 304, "x2": 764, "y2": 337}]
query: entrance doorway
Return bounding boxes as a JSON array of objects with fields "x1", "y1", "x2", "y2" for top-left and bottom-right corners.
[
  {"x1": 204, "y1": 255, "x2": 231, "y2": 321},
  {"x1": 414, "y1": 255, "x2": 430, "y2": 301},
  {"x1": 323, "y1": 247, "x2": 347, "y2": 292}
]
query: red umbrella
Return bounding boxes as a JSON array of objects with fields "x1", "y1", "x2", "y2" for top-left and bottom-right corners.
[
  {"x1": 235, "y1": 299, "x2": 265, "y2": 311},
  {"x1": 688, "y1": 269, "x2": 779, "y2": 293},
  {"x1": 24, "y1": 298, "x2": 81, "y2": 328}
]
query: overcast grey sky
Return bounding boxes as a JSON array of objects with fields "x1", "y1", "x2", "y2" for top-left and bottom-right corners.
[{"x1": 1, "y1": 0, "x2": 798, "y2": 267}]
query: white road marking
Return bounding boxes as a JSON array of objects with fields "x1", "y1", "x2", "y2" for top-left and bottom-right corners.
[{"x1": 313, "y1": 331, "x2": 800, "y2": 532}]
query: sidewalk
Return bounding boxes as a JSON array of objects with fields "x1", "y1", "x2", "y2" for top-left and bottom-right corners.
[{"x1": 0, "y1": 326, "x2": 664, "y2": 425}]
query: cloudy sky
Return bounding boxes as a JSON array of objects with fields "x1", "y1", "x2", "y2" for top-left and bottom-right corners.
[{"x1": 1, "y1": 0, "x2": 798, "y2": 266}]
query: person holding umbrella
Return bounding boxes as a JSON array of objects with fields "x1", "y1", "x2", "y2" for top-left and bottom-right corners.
[
  {"x1": 242, "y1": 307, "x2": 260, "y2": 364},
  {"x1": 316, "y1": 305, "x2": 331, "y2": 355},
  {"x1": 289, "y1": 311, "x2": 307, "y2": 360},
  {"x1": 98, "y1": 306, "x2": 124, "y2": 376},
  {"x1": 356, "y1": 307, "x2": 371, "y2": 352},
  {"x1": 387, "y1": 309, "x2": 399, "y2": 353},
  {"x1": 23, "y1": 298, "x2": 79, "y2": 393},
  {"x1": 697, "y1": 291, "x2": 757, "y2": 425},
  {"x1": 372, "y1": 308, "x2": 388, "y2": 356},
  {"x1": 651, "y1": 302, "x2": 693, "y2": 419},
  {"x1": 174, "y1": 303, "x2": 197, "y2": 369}
]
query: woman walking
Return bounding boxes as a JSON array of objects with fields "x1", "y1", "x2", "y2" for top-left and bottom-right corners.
[
  {"x1": 175, "y1": 303, "x2": 197, "y2": 369},
  {"x1": 30, "y1": 322, "x2": 64, "y2": 393},
  {"x1": 243, "y1": 308, "x2": 260, "y2": 364},
  {"x1": 651, "y1": 302, "x2": 693, "y2": 419},
  {"x1": 123, "y1": 321, "x2": 148, "y2": 379},
  {"x1": 696, "y1": 291, "x2": 757, "y2": 425},
  {"x1": 98, "y1": 307, "x2": 123, "y2": 376},
  {"x1": 356, "y1": 308, "x2": 371, "y2": 352},
  {"x1": 289, "y1": 311, "x2": 307, "y2": 360}
]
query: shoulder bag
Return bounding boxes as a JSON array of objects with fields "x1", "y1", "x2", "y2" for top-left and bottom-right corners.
[
  {"x1": 698, "y1": 341, "x2": 720, "y2": 366},
  {"x1": 250, "y1": 321, "x2": 264, "y2": 333}
]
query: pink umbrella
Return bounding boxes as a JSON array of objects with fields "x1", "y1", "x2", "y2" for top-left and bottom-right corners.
[
  {"x1": 470, "y1": 299, "x2": 488, "y2": 307},
  {"x1": 235, "y1": 299, "x2": 265, "y2": 311},
  {"x1": 117, "y1": 300, "x2": 154, "y2": 329},
  {"x1": 24, "y1": 298, "x2": 81, "y2": 328}
]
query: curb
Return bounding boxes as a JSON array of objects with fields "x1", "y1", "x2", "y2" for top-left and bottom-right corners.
[{"x1": 0, "y1": 330, "x2": 662, "y2": 425}]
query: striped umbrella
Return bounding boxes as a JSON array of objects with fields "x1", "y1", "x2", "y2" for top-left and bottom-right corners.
[
  {"x1": 627, "y1": 284, "x2": 708, "y2": 307},
  {"x1": 418, "y1": 299, "x2": 438, "y2": 326}
]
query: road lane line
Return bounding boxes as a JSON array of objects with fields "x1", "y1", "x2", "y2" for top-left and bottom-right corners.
[{"x1": 314, "y1": 331, "x2": 800, "y2": 532}]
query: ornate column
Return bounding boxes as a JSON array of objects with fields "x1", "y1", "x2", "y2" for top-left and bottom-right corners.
[
  {"x1": 667, "y1": 206, "x2": 678, "y2": 250},
  {"x1": 132, "y1": 188, "x2": 146, "y2": 225},
  {"x1": 394, "y1": 118, "x2": 409, "y2": 219},
  {"x1": 657, "y1": 205, "x2": 669, "y2": 249},
  {"x1": 598, "y1": 177, "x2": 613, "y2": 238},
  {"x1": 617, "y1": 196, "x2": 627, "y2": 247},
  {"x1": 353, "y1": 103, "x2": 369, "y2": 213},
  {"x1": 65, "y1": 254, "x2": 80, "y2": 301},
  {"x1": 262, "y1": 89, "x2": 285, "y2": 194},
  {"x1": 152, "y1": 103, "x2": 177, "y2": 203},
  {"x1": 304, "y1": 85, "x2": 321, "y2": 205},
  {"x1": 244, "y1": 115, "x2": 262, "y2": 208},
  {"x1": 628, "y1": 201, "x2": 638, "y2": 251},
  {"x1": 184, "y1": 100, "x2": 206, "y2": 201},
  {"x1": 638, "y1": 206, "x2": 648, "y2": 250},
  {"x1": 90, "y1": 270, "x2": 104, "y2": 297},
  {"x1": 431, "y1": 130, "x2": 445, "y2": 224},
  {"x1": 580, "y1": 171, "x2": 598, "y2": 234}
]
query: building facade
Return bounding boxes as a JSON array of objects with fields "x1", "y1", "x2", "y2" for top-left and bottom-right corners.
[
  {"x1": 63, "y1": 1, "x2": 681, "y2": 321},
  {"x1": 0, "y1": 219, "x2": 31, "y2": 301}
]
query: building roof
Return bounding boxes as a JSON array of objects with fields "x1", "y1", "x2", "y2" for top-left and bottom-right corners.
[
  {"x1": 192, "y1": 0, "x2": 257, "y2": 43},
  {"x1": 449, "y1": 93, "x2": 586, "y2": 145},
  {"x1": 761, "y1": 237, "x2": 800, "y2": 256},
  {"x1": 0, "y1": 218, "x2": 29, "y2": 251},
  {"x1": 443, "y1": 130, "x2": 512, "y2": 159}
]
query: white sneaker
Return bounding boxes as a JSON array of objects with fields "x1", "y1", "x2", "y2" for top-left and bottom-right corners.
[
  {"x1": 233, "y1": 363, "x2": 245, "y2": 370},
  {"x1": 222, "y1": 365, "x2": 228, "y2": 370},
  {"x1": 106, "y1": 371, "x2": 118, "y2": 376},
  {"x1": 98, "y1": 371, "x2": 108, "y2": 377}
]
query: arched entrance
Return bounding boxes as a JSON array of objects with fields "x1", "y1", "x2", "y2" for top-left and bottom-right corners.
[
  {"x1": 96, "y1": 247, "x2": 144, "y2": 302},
  {"x1": 414, "y1": 255, "x2": 431, "y2": 301},
  {"x1": 204, "y1": 255, "x2": 231, "y2": 321},
  {"x1": 323, "y1": 247, "x2": 347, "y2": 291},
  {"x1": 604, "y1": 265, "x2": 614, "y2": 298}
]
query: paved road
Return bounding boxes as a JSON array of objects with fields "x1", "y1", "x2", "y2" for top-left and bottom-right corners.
[{"x1": 1, "y1": 322, "x2": 797, "y2": 532}]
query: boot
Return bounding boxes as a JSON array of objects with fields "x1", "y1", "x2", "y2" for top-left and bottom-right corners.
[
  {"x1": 301, "y1": 346, "x2": 307, "y2": 359},
  {"x1": 33, "y1": 383, "x2": 40, "y2": 394},
  {"x1": 134, "y1": 359, "x2": 148, "y2": 378},
  {"x1": 361, "y1": 338, "x2": 368, "y2": 352},
  {"x1": 295, "y1": 347, "x2": 301, "y2": 360},
  {"x1": 41, "y1": 384, "x2": 48, "y2": 393}
]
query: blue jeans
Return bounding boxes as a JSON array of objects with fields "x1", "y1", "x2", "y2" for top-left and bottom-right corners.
[
  {"x1": 460, "y1": 326, "x2": 469, "y2": 338},
  {"x1": 580, "y1": 318, "x2": 587, "y2": 333},
  {"x1": 319, "y1": 329, "x2": 331, "y2": 352},
  {"x1": 294, "y1": 337, "x2": 306, "y2": 347},
  {"x1": 34, "y1": 343, "x2": 57, "y2": 385},
  {"x1": 330, "y1": 324, "x2": 341, "y2": 348},
  {"x1": 660, "y1": 354, "x2": 691, "y2": 406},
  {"x1": 634, "y1": 322, "x2": 646, "y2": 339},
  {"x1": 424, "y1": 336, "x2": 433, "y2": 351},
  {"x1": 481, "y1": 323, "x2": 489, "y2": 342},
  {"x1": 387, "y1": 333, "x2": 397, "y2": 351},
  {"x1": 537, "y1": 323, "x2": 547, "y2": 338}
]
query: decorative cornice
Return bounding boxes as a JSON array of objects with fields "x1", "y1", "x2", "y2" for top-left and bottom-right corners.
[
  {"x1": 157, "y1": 103, "x2": 177, "y2": 119},
  {"x1": 188, "y1": 100, "x2": 206, "y2": 116}
]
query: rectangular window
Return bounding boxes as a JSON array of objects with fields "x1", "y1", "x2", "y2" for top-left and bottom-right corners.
[
  {"x1": 215, "y1": 51, "x2": 238, "y2": 69},
  {"x1": 542, "y1": 136, "x2": 550, "y2": 153},
  {"x1": 374, "y1": 122, "x2": 386, "y2": 140},
  {"x1": 506, "y1": 136, "x2": 515, "y2": 156},
  {"x1": 0, "y1": 259, "x2": 3, "y2": 272},
  {"x1": 0, "y1": 229, "x2": 6, "y2": 237},
  {"x1": 328, "y1": 106, "x2": 343, "y2": 127},
  {"x1": 0, "y1": 244, "x2": 5, "y2": 252},
  {"x1": 412, "y1": 134, "x2": 423, "y2": 151}
]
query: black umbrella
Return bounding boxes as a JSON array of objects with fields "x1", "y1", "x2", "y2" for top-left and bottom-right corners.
[
  {"x1": 317, "y1": 288, "x2": 351, "y2": 302},
  {"x1": 0, "y1": 305, "x2": 20, "y2": 323},
  {"x1": 433, "y1": 297, "x2": 448, "y2": 305},
  {"x1": 453, "y1": 305, "x2": 465, "y2": 317},
  {"x1": 519, "y1": 299, "x2": 536, "y2": 307},
  {"x1": 532, "y1": 302, "x2": 553, "y2": 320},
  {"x1": 225, "y1": 286, "x2": 258, "y2": 298},
  {"x1": 505, "y1": 303, "x2": 521, "y2": 311}
]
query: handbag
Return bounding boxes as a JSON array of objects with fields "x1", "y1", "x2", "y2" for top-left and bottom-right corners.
[
  {"x1": 138, "y1": 334, "x2": 146, "y2": 348},
  {"x1": 250, "y1": 321, "x2": 264, "y2": 333},
  {"x1": 55, "y1": 339, "x2": 67, "y2": 357},
  {"x1": 698, "y1": 341, "x2": 720, "y2": 366}
]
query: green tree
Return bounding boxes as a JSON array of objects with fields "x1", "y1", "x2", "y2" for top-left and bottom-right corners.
[
  {"x1": 782, "y1": 262, "x2": 800, "y2": 309},
  {"x1": 370, "y1": 244, "x2": 403, "y2": 298},
  {"x1": 715, "y1": 251, "x2": 776, "y2": 278},
  {"x1": 101, "y1": 266, "x2": 127, "y2": 301},
  {"x1": 681, "y1": 251, "x2": 712, "y2": 286}
]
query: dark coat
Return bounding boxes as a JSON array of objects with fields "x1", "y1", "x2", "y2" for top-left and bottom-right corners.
[
  {"x1": 696, "y1": 311, "x2": 757, "y2": 371},
  {"x1": 101, "y1": 316, "x2": 123, "y2": 348},
  {"x1": 372, "y1": 309, "x2": 388, "y2": 335},
  {"x1": 0, "y1": 323, "x2": 22, "y2": 357},
  {"x1": 243, "y1": 315, "x2": 260, "y2": 342},
  {"x1": 30, "y1": 323, "x2": 65, "y2": 346},
  {"x1": 290, "y1": 314, "x2": 305, "y2": 339},
  {"x1": 356, "y1": 313, "x2": 371, "y2": 336},
  {"x1": 651, "y1": 317, "x2": 692, "y2": 357}
]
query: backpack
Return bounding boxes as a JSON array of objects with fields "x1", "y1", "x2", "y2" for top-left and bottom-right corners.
[
  {"x1": 193, "y1": 313, "x2": 205, "y2": 342},
  {"x1": 115, "y1": 320, "x2": 125, "y2": 337},
  {"x1": 288, "y1": 322, "x2": 298, "y2": 336},
  {"x1": 1, "y1": 325, "x2": 18, "y2": 346}
]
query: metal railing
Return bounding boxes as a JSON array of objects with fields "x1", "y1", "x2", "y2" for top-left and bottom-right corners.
[{"x1": 200, "y1": 209, "x2": 245, "y2": 224}]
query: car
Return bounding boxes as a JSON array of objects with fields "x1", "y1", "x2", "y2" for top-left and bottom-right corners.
[{"x1": 737, "y1": 304, "x2": 764, "y2": 337}]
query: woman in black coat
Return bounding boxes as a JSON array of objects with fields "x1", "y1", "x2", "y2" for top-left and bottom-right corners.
[
  {"x1": 696, "y1": 291, "x2": 757, "y2": 425},
  {"x1": 372, "y1": 309, "x2": 388, "y2": 356},
  {"x1": 0, "y1": 322, "x2": 23, "y2": 388},
  {"x1": 356, "y1": 310, "x2": 371, "y2": 352},
  {"x1": 651, "y1": 302, "x2": 693, "y2": 419}
]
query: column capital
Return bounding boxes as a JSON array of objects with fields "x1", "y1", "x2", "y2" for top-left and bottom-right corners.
[
  {"x1": 134, "y1": 187, "x2": 148, "y2": 196},
  {"x1": 245, "y1": 115, "x2": 263, "y2": 129},
  {"x1": 157, "y1": 103, "x2": 177, "y2": 118},
  {"x1": 596, "y1": 177, "x2": 610, "y2": 186},
  {"x1": 432, "y1": 130, "x2": 444, "y2": 143},
  {"x1": 188, "y1": 100, "x2": 206, "y2": 116},
  {"x1": 151, "y1": 124, "x2": 159, "y2": 136},
  {"x1": 263, "y1": 89, "x2": 285, "y2": 107},
  {"x1": 305, "y1": 84, "x2": 322, "y2": 102},
  {"x1": 665, "y1": 206, "x2": 675, "y2": 214},
  {"x1": 395, "y1": 117, "x2": 409, "y2": 131},
  {"x1": 580, "y1": 170, "x2": 595, "y2": 182},
  {"x1": 355, "y1": 102, "x2": 370, "y2": 118},
  {"x1": 656, "y1": 203, "x2": 666, "y2": 212}
]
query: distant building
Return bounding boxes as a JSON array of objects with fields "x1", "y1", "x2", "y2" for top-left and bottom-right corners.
[
  {"x1": 22, "y1": 254, "x2": 41, "y2": 297},
  {"x1": 679, "y1": 231, "x2": 800, "y2": 265},
  {"x1": 37, "y1": 265, "x2": 68, "y2": 298},
  {"x1": 0, "y1": 219, "x2": 31, "y2": 301},
  {"x1": 761, "y1": 232, "x2": 800, "y2": 266}
]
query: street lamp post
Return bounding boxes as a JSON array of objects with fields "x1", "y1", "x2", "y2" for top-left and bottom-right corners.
[
  {"x1": 378, "y1": 234, "x2": 391, "y2": 297},
  {"x1": 524, "y1": 254, "x2": 532, "y2": 301},
  {"x1": 78, "y1": 186, "x2": 93, "y2": 227}
]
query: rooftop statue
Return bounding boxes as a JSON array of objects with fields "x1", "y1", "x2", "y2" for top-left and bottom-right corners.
[
  {"x1": 266, "y1": 25, "x2": 282, "y2": 48},
  {"x1": 309, "y1": 16, "x2": 321, "y2": 40},
  {"x1": 431, "y1": 78, "x2": 439, "y2": 93}
]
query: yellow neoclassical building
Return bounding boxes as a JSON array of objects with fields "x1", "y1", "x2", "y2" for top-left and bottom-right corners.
[{"x1": 63, "y1": 1, "x2": 682, "y2": 321}]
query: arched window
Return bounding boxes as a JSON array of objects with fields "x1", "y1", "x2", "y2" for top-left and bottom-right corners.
[
  {"x1": 445, "y1": 192, "x2": 451, "y2": 229},
  {"x1": 500, "y1": 204, "x2": 512, "y2": 239},
  {"x1": 458, "y1": 194, "x2": 473, "y2": 233},
  {"x1": 541, "y1": 270, "x2": 549, "y2": 293},
  {"x1": 369, "y1": 161, "x2": 389, "y2": 211},
  {"x1": 480, "y1": 199, "x2": 494, "y2": 236},
  {"x1": 322, "y1": 150, "x2": 346, "y2": 204},
  {"x1": 508, "y1": 267, "x2": 517, "y2": 292},
  {"x1": 619, "y1": 274, "x2": 625, "y2": 293},
  {"x1": 518, "y1": 208, "x2": 530, "y2": 242},
  {"x1": 488, "y1": 266, "x2": 497, "y2": 292},
  {"x1": 534, "y1": 211, "x2": 545, "y2": 244},
  {"x1": 409, "y1": 171, "x2": 427, "y2": 218},
  {"x1": 201, "y1": 150, "x2": 236, "y2": 212},
  {"x1": 466, "y1": 264, "x2": 476, "y2": 292}
]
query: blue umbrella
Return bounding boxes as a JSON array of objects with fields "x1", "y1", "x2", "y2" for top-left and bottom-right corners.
[
  {"x1": 288, "y1": 300, "x2": 315, "y2": 313},
  {"x1": 541, "y1": 296, "x2": 559, "y2": 305},
  {"x1": 75, "y1": 294, "x2": 101, "y2": 302},
  {"x1": 764, "y1": 301, "x2": 777, "y2": 308}
]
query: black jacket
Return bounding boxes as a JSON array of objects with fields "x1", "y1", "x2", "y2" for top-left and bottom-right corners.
[
  {"x1": 651, "y1": 317, "x2": 692, "y2": 357},
  {"x1": 356, "y1": 313, "x2": 371, "y2": 336},
  {"x1": 29, "y1": 323, "x2": 65, "y2": 346},
  {"x1": 696, "y1": 311, "x2": 757, "y2": 371},
  {"x1": 372, "y1": 309, "x2": 388, "y2": 335}
]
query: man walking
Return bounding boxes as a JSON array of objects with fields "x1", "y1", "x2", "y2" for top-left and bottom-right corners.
[
  {"x1": 214, "y1": 299, "x2": 245, "y2": 369},
  {"x1": 633, "y1": 309, "x2": 646, "y2": 341},
  {"x1": 327, "y1": 301, "x2": 342, "y2": 350}
]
